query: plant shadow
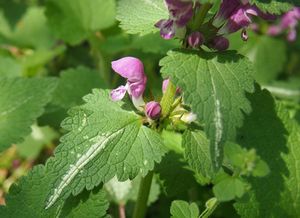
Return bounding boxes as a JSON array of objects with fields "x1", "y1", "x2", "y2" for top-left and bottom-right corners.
[{"x1": 235, "y1": 84, "x2": 289, "y2": 217}]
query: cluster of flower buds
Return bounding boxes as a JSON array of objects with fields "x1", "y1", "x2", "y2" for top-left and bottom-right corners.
[
  {"x1": 268, "y1": 7, "x2": 300, "y2": 42},
  {"x1": 110, "y1": 57, "x2": 198, "y2": 124},
  {"x1": 155, "y1": 0, "x2": 276, "y2": 51},
  {"x1": 110, "y1": 57, "x2": 162, "y2": 120}
]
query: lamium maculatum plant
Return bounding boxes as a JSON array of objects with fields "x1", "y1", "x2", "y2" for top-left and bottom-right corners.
[{"x1": 0, "y1": 0, "x2": 299, "y2": 218}]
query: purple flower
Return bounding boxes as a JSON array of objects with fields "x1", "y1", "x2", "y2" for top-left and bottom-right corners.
[
  {"x1": 219, "y1": 4, "x2": 259, "y2": 35},
  {"x1": 213, "y1": 0, "x2": 241, "y2": 27},
  {"x1": 155, "y1": 0, "x2": 194, "y2": 39},
  {"x1": 187, "y1": 31, "x2": 204, "y2": 48},
  {"x1": 110, "y1": 57, "x2": 147, "y2": 110},
  {"x1": 268, "y1": 7, "x2": 300, "y2": 42},
  {"x1": 145, "y1": 101, "x2": 162, "y2": 120},
  {"x1": 211, "y1": 36, "x2": 230, "y2": 51}
]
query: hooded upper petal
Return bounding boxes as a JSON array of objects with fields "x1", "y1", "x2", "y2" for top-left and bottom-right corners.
[{"x1": 111, "y1": 57, "x2": 145, "y2": 82}]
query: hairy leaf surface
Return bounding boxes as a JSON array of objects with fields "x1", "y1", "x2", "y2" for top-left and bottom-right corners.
[
  {"x1": 0, "y1": 165, "x2": 109, "y2": 218},
  {"x1": 170, "y1": 200, "x2": 199, "y2": 218},
  {"x1": 183, "y1": 130, "x2": 215, "y2": 180},
  {"x1": 117, "y1": 0, "x2": 168, "y2": 35},
  {"x1": 0, "y1": 77, "x2": 57, "y2": 152},
  {"x1": 249, "y1": 0, "x2": 297, "y2": 14},
  {"x1": 160, "y1": 49, "x2": 255, "y2": 169},
  {"x1": 45, "y1": 90, "x2": 166, "y2": 208}
]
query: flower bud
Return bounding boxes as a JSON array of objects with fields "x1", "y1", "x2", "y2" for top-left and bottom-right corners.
[
  {"x1": 145, "y1": 101, "x2": 161, "y2": 120},
  {"x1": 211, "y1": 36, "x2": 230, "y2": 51},
  {"x1": 187, "y1": 31, "x2": 204, "y2": 48}
]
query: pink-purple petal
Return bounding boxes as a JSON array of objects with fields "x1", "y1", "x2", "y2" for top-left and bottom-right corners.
[
  {"x1": 110, "y1": 86, "x2": 127, "y2": 101},
  {"x1": 111, "y1": 57, "x2": 145, "y2": 82}
]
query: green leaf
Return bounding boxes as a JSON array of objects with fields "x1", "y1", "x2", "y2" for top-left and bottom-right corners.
[
  {"x1": 183, "y1": 130, "x2": 214, "y2": 180},
  {"x1": 44, "y1": 90, "x2": 166, "y2": 209},
  {"x1": 52, "y1": 66, "x2": 107, "y2": 109},
  {"x1": 160, "y1": 49, "x2": 255, "y2": 169},
  {"x1": 213, "y1": 175, "x2": 246, "y2": 202},
  {"x1": 12, "y1": 7, "x2": 56, "y2": 49},
  {"x1": 45, "y1": 0, "x2": 116, "y2": 44},
  {"x1": 117, "y1": 0, "x2": 168, "y2": 35},
  {"x1": 1, "y1": 164, "x2": 110, "y2": 218},
  {"x1": 0, "y1": 165, "x2": 63, "y2": 218},
  {"x1": 170, "y1": 200, "x2": 199, "y2": 218},
  {"x1": 0, "y1": 77, "x2": 58, "y2": 152},
  {"x1": 0, "y1": 56, "x2": 21, "y2": 78},
  {"x1": 17, "y1": 125, "x2": 59, "y2": 160},
  {"x1": 60, "y1": 186, "x2": 109, "y2": 218},
  {"x1": 224, "y1": 143, "x2": 270, "y2": 177},
  {"x1": 249, "y1": 0, "x2": 295, "y2": 14},
  {"x1": 234, "y1": 85, "x2": 300, "y2": 217}
]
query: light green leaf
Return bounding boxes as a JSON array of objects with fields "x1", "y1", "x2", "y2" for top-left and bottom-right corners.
[
  {"x1": 249, "y1": 0, "x2": 294, "y2": 14},
  {"x1": 160, "y1": 49, "x2": 255, "y2": 169},
  {"x1": 0, "y1": 56, "x2": 21, "y2": 78},
  {"x1": 46, "y1": 0, "x2": 116, "y2": 44},
  {"x1": 183, "y1": 130, "x2": 214, "y2": 180},
  {"x1": 117, "y1": 0, "x2": 168, "y2": 35},
  {"x1": 0, "y1": 77, "x2": 58, "y2": 152},
  {"x1": 224, "y1": 143, "x2": 270, "y2": 177},
  {"x1": 44, "y1": 90, "x2": 166, "y2": 209},
  {"x1": 52, "y1": 66, "x2": 107, "y2": 109},
  {"x1": 17, "y1": 125, "x2": 59, "y2": 160},
  {"x1": 12, "y1": 7, "x2": 56, "y2": 49},
  {"x1": 234, "y1": 85, "x2": 300, "y2": 217},
  {"x1": 213, "y1": 175, "x2": 246, "y2": 202},
  {"x1": 170, "y1": 200, "x2": 199, "y2": 218}
]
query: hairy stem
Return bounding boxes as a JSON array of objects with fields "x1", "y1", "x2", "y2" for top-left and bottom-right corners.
[
  {"x1": 88, "y1": 33, "x2": 109, "y2": 85},
  {"x1": 191, "y1": 3, "x2": 212, "y2": 31},
  {"x1": 132, "y1": 171, "x2": 154, "y2": 218}
]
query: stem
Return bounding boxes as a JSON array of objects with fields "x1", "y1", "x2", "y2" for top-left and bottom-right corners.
[
  {"x1": 132, "y1": 171, "x2": 154, "y2": 218},
  {"x1": 160, "y1": 81, "x2": 177, "y2": 118},
  {"x1": 191, "y1": 3, "x2": 212, "y2": 31},
  {"x1": 88, "y1": 33, "x2": 109, "y2": 85},
  {"x1": 119, "y1": 204, "x2": 126, "y2": 218},
  {"x1": 199, "y1": 198, "x2": 219, "y2": 218}
]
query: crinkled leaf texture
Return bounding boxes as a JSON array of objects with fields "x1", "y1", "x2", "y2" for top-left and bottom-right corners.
[
  {"x1": 183, "y1": 130, "x2": 215, "y2": 180},
  {"x1": 170, "y1": 200, "x2": 199, "y2": 218},
  {"x1": 44, "y1": 89, "x2": 166, "y2": 209},
  {"x1": 117, "y1": 0, "x2": 168, "y2": 35},
  {"x1": 0, "y1": 165, "x2": 109, "y2": 218},
  {"x1": 0, "y1": 77, "x2": 58, "y2": 152},
  {"x1": 234, "y1": 85, "x2": 300, "y2": 217},
  {"x1": 160, "y1": 49, "x2": 255, "y2": 170},
  {"x1": 1, "y1": 89, "x2": 166, "y2": 215},
  {"x1": 249, "y1": 0, "x2": 298, "y2": 14},
  {"x1": 45, "y1": 0, "x2": 116, "y2": 44}
]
